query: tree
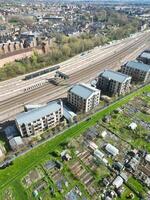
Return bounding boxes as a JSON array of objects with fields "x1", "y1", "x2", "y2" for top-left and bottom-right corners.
[{"x1": 62, "y1": 45, "x2": 71, "y2": 57}]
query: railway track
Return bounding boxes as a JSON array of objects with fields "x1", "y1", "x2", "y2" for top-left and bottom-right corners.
[{"x1": 0, "y1": 32, "x2": 150, "y2": 121}]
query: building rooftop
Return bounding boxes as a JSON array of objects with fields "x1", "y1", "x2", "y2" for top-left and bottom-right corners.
[
  {"x1": 94, "y1": 149, "x2": 104, "y2": 160},
  {"x1": 112, "y1": 176, "x2": 123, "y2": 189},
  {"x1": 140, "y1": 52, "x2": 150, "y2": 59},
  {"x1": 126, "y1": 61, "x2": 150, "y2": 72},
  {"x1": 9, "y1": 136, "x2": 24, "y2": 147},
  {"x1": 63, "y1": 106, "x2": 77, "y2": 121},
  {"x1": 16, "y1": 100, "x2": 62, "y2": 125},
  {"x1": 105, "y1": 143, "x2": 119, "y2": 156},
  {"x1": 100, "y1": 70, "x2": 131, "y2": 83},
  {"x1": 145, "y1": 154, "x2": 150, "y2": 162},
  {"x1": 69, "y1": 83, "x2": 99, "y2": 99}
]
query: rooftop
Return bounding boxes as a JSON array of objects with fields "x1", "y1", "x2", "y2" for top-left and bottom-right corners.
[
  {"x1": 9, "y1": 136, "x2": 24, "y2": 147},
  {"x1": 140, "y1": 52, "x2": 150, "y2": 59},
  {"x1": 105, "y1": 143, "x2": 119, "y2": 156},
  {"x1": 94, "y1": 149, "x2": 104, "y2": 160},
  {"x1": 69, "y1": 83, "x2": 99, "y2": 99},
  {"x1": 100, "y1": 70, "x2": 131, "y2": 83},
  {"x1": 126, "y1": 61, "x2": 150, "y2": 72},
  {"x1": 63, "y1": 106, "x2": 77, "y2": 121},
  {"x1": 112, "y1": 176, "x2": 123, "y2": 189},
  {"x1": 16, "y1": 100, "x2": 62, "y2": 125}
]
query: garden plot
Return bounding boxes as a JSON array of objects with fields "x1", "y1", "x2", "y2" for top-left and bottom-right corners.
[
  {"x1": 2, "y1": 188, "x2": 14, "y2": 200},
  {"x1": 102, "y1": 107, "x2": 150, "y2": 151},
  {"x1": 124, "y1": 95, "x2": 150, "y2": 124},
  {"x1": 99, "y1": 129, "x2": 131, "y2": 161},
  {"x1": 49, "y1": 168, "x2": 69, "y2": 193},
  {"x1": 69, "y1": 161, "x2": 96, "y2": 196},
  {"x1": 65, "y1": 188, "x2": 79, "y2": 200},
  {"x1": 22, "y1": 168, "x2": 44, "y2": 188},
  {"x1": 77, "y1": 150, "x2": 97, "y2": 171},
  {"x1": 65, "y1": 186, "x2": 87, "y2": 200},
  {"x1": 43, "y1": 160, "x2": 56, "y2": 171},
  {"x1": 34, "y1": 179, "x2": 48, "y2": 193}
]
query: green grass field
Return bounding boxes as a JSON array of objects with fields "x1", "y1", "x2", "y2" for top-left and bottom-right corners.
[{"x1": 0, "y1": 84, "x2": 149, "y2": 200}]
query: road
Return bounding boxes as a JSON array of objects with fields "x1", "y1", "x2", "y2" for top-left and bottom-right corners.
[{"x1": 0, "y1": 31, "x2": 150, "y2": 122}]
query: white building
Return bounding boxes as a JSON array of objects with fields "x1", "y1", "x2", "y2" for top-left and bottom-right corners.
[
  {"x1": 68, "y1": 83, "x2": 100, "y2": 113},
  {"x1": 112, "y1": 176, "x2": 123, "y2": 188},
  {"x1": 129, "y1": 122, "x2": 137, "y2": 130},
  {"x1": 145, "y1": 154, "x2": 150, "y2": 163},
  {"x1": 15, "y1": 100, "x2": 63, "y2": 137},
  {"x1": 94, "y1": 149, "x2": 108, "y2": 165},
  {"x1": 9, "y1": 136, "x2": 24, "y2": 151},
  {"x1": 94, "y1": 149, "x2": 104, "y2": 160},
  {"x1": 105, "y1": 143, "x2": 119, "y2": 156}
]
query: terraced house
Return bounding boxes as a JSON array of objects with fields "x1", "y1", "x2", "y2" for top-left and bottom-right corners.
[
  {"x1": 97, "y1": 70, "x2": 131, "y2": 96},
  {"x1": 121, "y1": 61, "x2": 150, "y2": 82},
  {"x1": 15, "y1": 100, "x2": 63, "y2": 137},
  {"x1": 67, "y1": 83, "x2": 100, "y2": 113}
]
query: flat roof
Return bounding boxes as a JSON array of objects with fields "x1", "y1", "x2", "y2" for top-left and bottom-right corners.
[
  {"x1": 101, "y1": 70, "x2": 131, "y2": 83},
  {"x1": 9, "y1": 136, "x2": 23, "y2": 146},
  {"x1": 140, "y1": 52, "x2": 150, "y2": 59},
  {"x1": 126, "y1": 61, "x2": 150, "y2": 72},
  {"x1": 16, "y1": 100, "x2": 62, "y2": 125},
  {"x1": 69, "y1": 83, "x2": 99, "y2": 99}
]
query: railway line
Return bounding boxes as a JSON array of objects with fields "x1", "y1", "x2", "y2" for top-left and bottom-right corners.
[{"x1": 0, "y1": 32, "x2": 150, "y2": 122}]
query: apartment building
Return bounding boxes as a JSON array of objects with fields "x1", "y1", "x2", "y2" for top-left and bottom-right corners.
[
  {"x1": 15, "y1": 100, "x2": 63, "y2": 137},
  {"x1": 121, "y1": 61, "x2": 150, "y2": 82},
  {"x1": 97, "y1": 70, "x2": 131, "y2": 96},
  {"x1": 67, "y1": 83, "x2": 100, "y2": 113},
  {"x1": 137, "y1": 51, "x2": 150, "y2": 65}
]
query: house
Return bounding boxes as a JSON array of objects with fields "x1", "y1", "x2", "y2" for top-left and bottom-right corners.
[
  {"x1": 67, "y1": 83, "x2": 100, "y2": 112},
  {"x1": 97, "y1": 70, "x2": 131, "y2": 96},
  {"x1": 128, "y1": 122, "x2": 137, "y2": 130},
  {"x1": 105, "y1": 144, "x2": 119, "y2": 156}
]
